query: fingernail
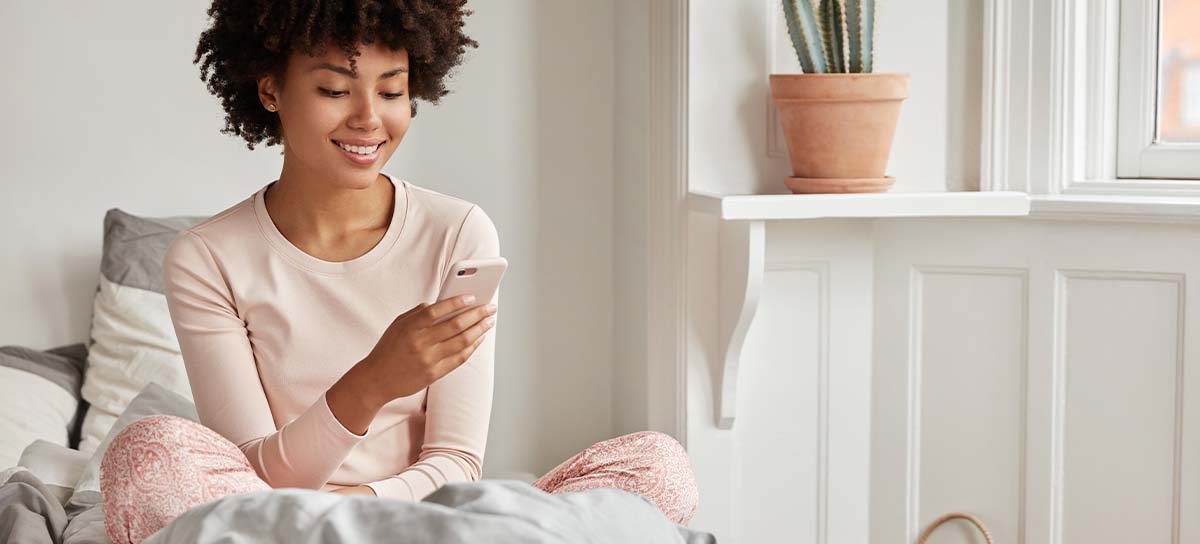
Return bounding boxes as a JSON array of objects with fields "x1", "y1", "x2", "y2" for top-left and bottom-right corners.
[
  {"x1": 484, "y1": 316, "x2": 496, "y2": 326},
  {"x1": 463, "y1": 294, "x2": 476, "y2": 304},
  {"x1": 486, "y1": 304, "x2": 497, "y2": 313}
]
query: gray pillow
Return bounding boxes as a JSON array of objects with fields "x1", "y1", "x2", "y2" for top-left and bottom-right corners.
[{"x1": 100, "y1": 208, "x2": 209, "y2": 294}]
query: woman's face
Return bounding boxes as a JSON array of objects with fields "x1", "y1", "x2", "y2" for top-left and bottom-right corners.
[{"x1": 259, "y1": 43, "x2": 411, "y2": 186}]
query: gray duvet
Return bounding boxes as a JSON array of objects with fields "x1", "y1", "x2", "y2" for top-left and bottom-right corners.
[
  {"x1": 1, "y1": 470, "x2": 716, "y2": 543},
  {"x1": 0, "y1": 468, "x2": 108, "y2": 544},
  {"x1": 148, "y1": 480, "x2": 716, "y2": 544}
]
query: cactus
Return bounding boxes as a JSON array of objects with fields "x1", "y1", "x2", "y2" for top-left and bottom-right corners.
[
  {"x1": 782, "y1": 0, "x2": 876, "y2": 74},
  {"x1": 818, "y1": 0, "x2": 845, "y2": 74},
  {"x1": 845, "y1": 0, "x2": 874, "y2": 72},
  {"x1": 782, "y1": 0, "x2": 827, "y2": 73}
]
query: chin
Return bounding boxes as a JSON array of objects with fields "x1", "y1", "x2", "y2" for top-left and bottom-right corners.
[{"x1": 320, "y1": 168, "x2": 376, "y2": 189}]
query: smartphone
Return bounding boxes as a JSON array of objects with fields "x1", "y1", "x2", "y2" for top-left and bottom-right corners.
[{"x1": 432, "y1": 257, "x2": 508, "y2": 325}]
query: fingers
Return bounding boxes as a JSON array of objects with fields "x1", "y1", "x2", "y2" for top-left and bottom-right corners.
[
  {"x1": 420, "y1": 294, "x2": 479, "y2": 326},
  {"x1": 427, "y1": 303, "x2": 496, "y2": 344},
  {"x1": 430, "y1": 325, "x2": 490, "y2": 378},
  {"x1": 425, "y1": 311, "x2": 495, "y2": 371}
]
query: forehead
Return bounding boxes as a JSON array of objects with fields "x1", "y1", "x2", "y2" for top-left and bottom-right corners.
[{"x1": 296, "y1": 43, "x2": 408, "y2": 75}]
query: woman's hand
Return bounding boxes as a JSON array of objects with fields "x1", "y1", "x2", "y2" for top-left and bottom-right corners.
[
  {"x1": 330, "y1": 485, "x2": 377, "y2": 497},
  {"x1": 326, "y1": 294, "x2": 498, "y2": 436},
  {"x1": 360, "y1": 294, "x2": 497, "y2": 403}
]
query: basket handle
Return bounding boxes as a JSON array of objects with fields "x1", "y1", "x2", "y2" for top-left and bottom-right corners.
[{"x1": 915, "y1": 512, "x2": 994, "y2": 544}]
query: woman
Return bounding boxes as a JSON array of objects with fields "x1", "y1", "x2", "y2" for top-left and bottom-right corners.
[{"x1": 98, "y1": 1, "x2": 698, "y2": 543}]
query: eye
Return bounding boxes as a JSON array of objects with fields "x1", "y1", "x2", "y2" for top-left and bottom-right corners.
[{"x1": 319, "y1": 88, "x2": 405, "y2": 100}]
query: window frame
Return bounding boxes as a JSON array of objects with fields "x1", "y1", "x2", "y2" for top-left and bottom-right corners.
[
  {"x1": 1115, "y1": 0, "x2": 1200, "y2": 180},
  {"x1": 982, "y1": 0, "x2": 1200, "y2": 205}
]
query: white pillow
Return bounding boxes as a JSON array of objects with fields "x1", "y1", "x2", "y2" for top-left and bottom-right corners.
[
  {"x1": 78, "y1": 276, "x2": 193, "y2": 454},
  {"x1": 0, "y1": 365, "x2": 77, "y2": 468},
  {"x1": 0, "y1": 343, "x2": 87, "y2": 467}
]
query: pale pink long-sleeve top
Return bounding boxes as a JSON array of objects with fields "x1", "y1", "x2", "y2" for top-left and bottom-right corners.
[{"x1": 161, "y1": 172, "x2": 498, "y2": 500}]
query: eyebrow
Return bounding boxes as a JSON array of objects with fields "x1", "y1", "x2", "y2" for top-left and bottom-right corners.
[{"x1": 308, "y1": 62, "x2": 408, "y2": 79}]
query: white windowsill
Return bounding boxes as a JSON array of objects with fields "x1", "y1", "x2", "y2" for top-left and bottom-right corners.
[
  {"x1": 688, "y1": 190, "x2": 1200, "y2": 224},
  {"x1": 1028, "y1": 194, "x2": 1200, "y2": 223},
  {"x1": 687, "y1": 190, "x2": 1031, "y2": 220}
]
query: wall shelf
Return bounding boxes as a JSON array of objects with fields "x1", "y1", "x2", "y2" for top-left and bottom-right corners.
[{"x1": 688, "y1": 190, "x2": 1031, "y2": 429}]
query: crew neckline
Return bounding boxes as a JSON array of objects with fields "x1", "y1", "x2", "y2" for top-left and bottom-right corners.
[{"x1": 253, "y1": 171, "x2": 409, "y2": 275}]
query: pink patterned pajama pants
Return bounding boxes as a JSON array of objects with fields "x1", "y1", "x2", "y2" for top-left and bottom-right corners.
[{"x1": 100, "y1": 415, "x2": 700, "y2": 544}]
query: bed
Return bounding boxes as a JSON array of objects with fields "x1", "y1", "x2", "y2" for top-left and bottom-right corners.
[{"x1": 0, "y1": 208, "x2": 716, "y2": 543}]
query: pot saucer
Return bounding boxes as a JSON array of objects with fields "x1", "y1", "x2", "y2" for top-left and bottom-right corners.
[{"x1": 784, "y1": 176, "x2": 895, "y2": 194}]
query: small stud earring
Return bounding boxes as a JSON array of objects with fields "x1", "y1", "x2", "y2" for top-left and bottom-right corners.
[{"x1": 267, "y1": 104, "x2": 277, "y2": 112}]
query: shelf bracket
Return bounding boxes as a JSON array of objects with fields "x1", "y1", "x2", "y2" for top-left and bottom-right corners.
[{"x1": 715, "y1": 219, "x2": 765, "y2": 430}]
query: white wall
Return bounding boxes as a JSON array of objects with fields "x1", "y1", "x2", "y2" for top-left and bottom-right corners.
[
  {"x1": 0, "y1": 0, "x2": 616, "y2": 480},
  {"x1": 612, "y1": 0, "x2": 652, "y2": 438},
  {"x1": 687, "y1": 0, "x2": 984, "y2": 195}
]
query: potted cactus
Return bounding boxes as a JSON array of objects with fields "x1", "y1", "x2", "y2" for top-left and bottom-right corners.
[{"x1": 772, "y1": 0, "x2": 909, "y2": 193}]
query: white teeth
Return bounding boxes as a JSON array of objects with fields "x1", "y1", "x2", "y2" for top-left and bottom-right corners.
[{"x1": 335, "y1": 141, "x2": 381, "y2": 155}]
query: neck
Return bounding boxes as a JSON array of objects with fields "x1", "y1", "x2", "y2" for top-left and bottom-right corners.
[{"x1": 265, "y1": 161, "x2": 395, "y2": 243}]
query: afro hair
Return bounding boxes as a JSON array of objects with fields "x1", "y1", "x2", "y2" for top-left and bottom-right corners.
[{"x1": 194, "y1": 0, "x2": 478, "y2": 150}]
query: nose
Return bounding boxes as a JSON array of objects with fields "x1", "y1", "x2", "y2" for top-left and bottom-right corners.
[{"x1": 347, "y1": 94, "x2": 383, "y2": 132}]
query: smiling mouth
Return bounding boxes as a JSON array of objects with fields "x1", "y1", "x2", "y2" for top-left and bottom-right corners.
[{"x1": 331, "y1": 139, "x2": 384, "y2": 153}]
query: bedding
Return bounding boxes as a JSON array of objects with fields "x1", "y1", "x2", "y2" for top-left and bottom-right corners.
[
  {"x1": 74, "y1": 383, "x2": 198, "y2": 497},
  {"x1": 0, "y1": 343, "x2": 88, "y2": 467},
  {"x1": 0, "y1": 384, "x2": 200, "y2": 544},
  {"x1": 1, "y1": 471, "x2": 717, "y2": 544},
  {"x1": 15, "y1": 439, "x2": 106, "y2": 540},
  {"x1": 0, "y1": 468, "x2": 71, "y2": 544},
  {"x1": 17, "y1": 440, "x2": 90, "y2": 505},
  {"x1": 3, "y1": 382, "x2": 716, "y2": 543},
  {"x1": 0, "y1": 466, "x2": 109, "y2": 544},
  {"x1": 145, "y1": 480, "x2": 717, "y2": 544},
  {"x1": 78, "y1": 209, "x2": 205, "y2": 454}
]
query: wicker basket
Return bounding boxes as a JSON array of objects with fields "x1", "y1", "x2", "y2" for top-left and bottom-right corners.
[{"x1": 915, "y1": 512, "x2": 994, "y2": 544}]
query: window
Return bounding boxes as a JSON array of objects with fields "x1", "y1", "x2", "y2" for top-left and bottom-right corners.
[
  {"x1": 982, "y1": 0, "x2": 1200, "y2": 199},
  {"x1": 1159, "y1": 0, "x2": 1200, "y2": 142},
  {"x1": 1162, "y1": 59, "x2": 1200, "y2": 140},
  {"x1": 1117, "y1": 0, "x2": 1200, "y2": 179}
]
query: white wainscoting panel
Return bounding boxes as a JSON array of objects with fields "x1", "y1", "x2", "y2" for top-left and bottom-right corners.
[
  {"x1": 687, "y1": 217, "x2": 873, "y2": 543},
  {"x1": 872, "y1": 218, "x2": 1200, "y2": 544},
  {"x1": 1056, "y1": 271, "x2": 1183, "y2": 544},
  {"x1": 737, "y1": 261, "x2": 826, "y2": 541},
  {"x1": 911, "y1": 267, "x2": 1028, "y2": 544},
  {"x1": 689, "y1": 214, "x2": 1200, "y2": 542}
]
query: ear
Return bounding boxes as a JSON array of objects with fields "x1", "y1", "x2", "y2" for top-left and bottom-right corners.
[{"x1": 257, "y1": 75, "x2": 280, "y2": 109}]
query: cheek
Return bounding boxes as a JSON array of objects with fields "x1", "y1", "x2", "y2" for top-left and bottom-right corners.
[
  {"x1": 283, "y1": 101, "x2": 342, "y2": 140},
  {"x1": 384, "y1": 111, "x2": 412, "y2": 141}
]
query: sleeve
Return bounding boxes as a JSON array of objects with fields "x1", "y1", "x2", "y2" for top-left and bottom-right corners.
[
  {"x1": 363, "y1": 205, "x2": 500, "y2": 500},
  {"x1": 162, "y1": 230, "x2": 370, "y2": 490}
]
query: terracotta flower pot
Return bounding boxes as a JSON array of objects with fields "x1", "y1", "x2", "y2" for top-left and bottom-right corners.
[{"x1": 769, "y1": 73, "x2": 910, "y2": 194}]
